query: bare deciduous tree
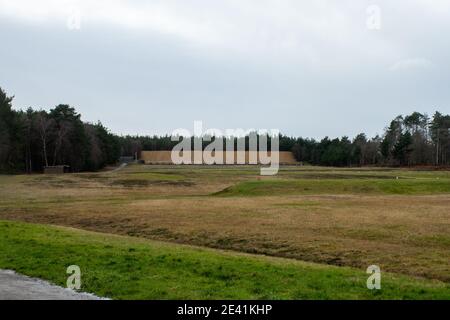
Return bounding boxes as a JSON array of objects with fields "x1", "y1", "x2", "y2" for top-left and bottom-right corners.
[{"x1": 35, "y1": 112, "x2": 54, "y2": 167}]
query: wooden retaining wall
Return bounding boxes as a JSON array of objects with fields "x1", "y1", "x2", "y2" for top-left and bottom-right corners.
[{"x1": 140, "y1": 151, "x2": 298, "y2": 164}]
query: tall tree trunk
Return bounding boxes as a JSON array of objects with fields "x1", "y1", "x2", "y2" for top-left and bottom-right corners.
[{"x1": 42, "y1": 136, "x2": 48, "y2": 167}]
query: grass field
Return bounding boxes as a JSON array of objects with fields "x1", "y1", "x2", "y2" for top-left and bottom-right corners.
[
  {"x1": 1, "y1": 220, "x2": 449, "y2": 299},
  {"x1": 1, "y1": 164, "x2": 450, "y2": 299}
]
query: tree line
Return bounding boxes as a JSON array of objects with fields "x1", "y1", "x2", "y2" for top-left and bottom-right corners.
[
  {"x1": 288, "y1": 111, "x2": 450, "y2": 167},
  {"x1": 117, "y1": 114, "x2": 450, "y2": 167},
  {"x1": 1, "y1": 86, "x2": 449, "y2": 173},
  {"x1": 1, "y1": 87, "x2": 120, "y2": 173}
]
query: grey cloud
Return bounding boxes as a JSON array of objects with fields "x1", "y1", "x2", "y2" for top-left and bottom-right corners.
[{"x1": 0, "y1": 1, "x2": 449, "y2": 139}]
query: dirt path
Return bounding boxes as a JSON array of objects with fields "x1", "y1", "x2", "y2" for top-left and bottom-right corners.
[
  {"x1": 0, "y1": 270, "x2": 103, "y2": 300},
  {"x1": 111, "y1": 163, "x2": 127, "y2": 172}
]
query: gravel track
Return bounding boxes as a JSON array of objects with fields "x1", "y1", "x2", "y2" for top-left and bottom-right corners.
[{"x1": 0, "y1": 270, "x2": 104, "y2": 300}]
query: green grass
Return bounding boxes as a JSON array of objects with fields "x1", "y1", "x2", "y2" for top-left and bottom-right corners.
[
  {"x1": 0, "y1": 220, "x2": 449, "y2": 300},
  {"x1": 214, "y1": 178, "x2": 450, "y2": 196}
]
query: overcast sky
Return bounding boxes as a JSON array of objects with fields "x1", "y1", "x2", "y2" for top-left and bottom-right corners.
[{"x1": 1, "y1": 0, "x2": 449, "y2": 138}]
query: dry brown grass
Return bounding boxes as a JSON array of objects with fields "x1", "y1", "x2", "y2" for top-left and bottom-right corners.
[{"x1": 1, "y1": 165, "x2": 449, "y2": 282}]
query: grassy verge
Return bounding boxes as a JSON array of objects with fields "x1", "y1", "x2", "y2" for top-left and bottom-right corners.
[
  {"x1": 0, "y1": 220, "x2": 449, "y2": 300},
  {"x1": 214, "y1": 178, "x2": 450, "y2": 196}
]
